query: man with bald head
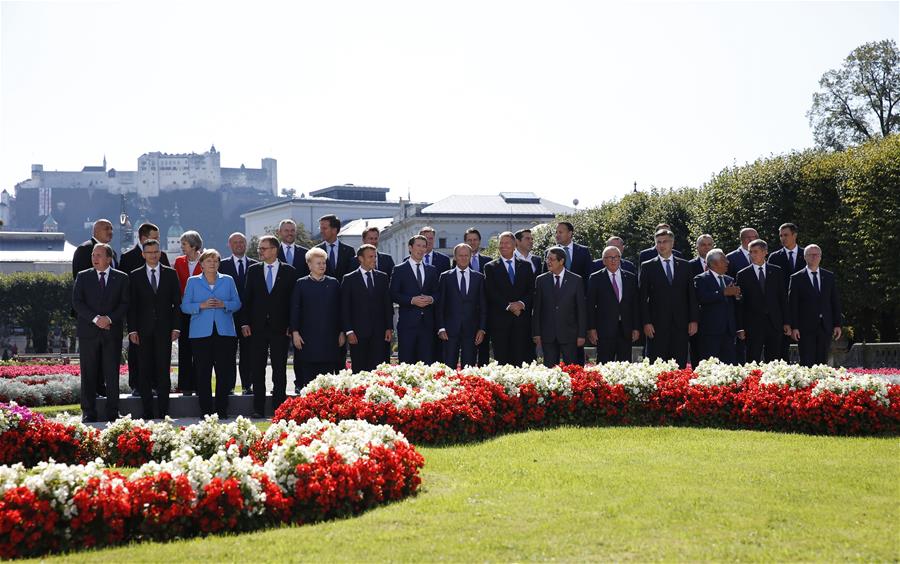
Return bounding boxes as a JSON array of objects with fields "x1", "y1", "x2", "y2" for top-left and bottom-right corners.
[
  {"x1": 788, "y1": 244, "x2": 842, "y2": 366},
  {"x1": 588, "y1": 245, "x2": 640, "y2": 362},
  {"x1": 219, "y1": 232, "x2": 258, "y2": 394}
]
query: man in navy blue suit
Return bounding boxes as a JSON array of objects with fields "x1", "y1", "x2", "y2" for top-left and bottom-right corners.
[
  {"x1": 486, "y1": 232, "x2": 535, "y2": 365},
  {"x1": 555, "y1": 221, "x2": 592, "y2": 364},
  {"x1": 587, "y1": 245, "x2": 640, "y2": 362},
  {"x1": 419, "y1": 226, "x2": 452, "y2": 273},
  {"x1": 639, "y1": 229, "x2": 699, "y2": 368},
  {"x1": 362, "y1": 226, "x2": 395, "y2": 285},
  {"x1": 317, "y1": 214, "x2": 357, "y2": 282},
  {"x1": 218, "y1": 232, "x2": 257, "y2": 394},
  {"x1": 694, "y1": 249, "x2": 742, "y2": 364},
  {"x1": 638, "y1": 223, "x2": 684, "y2": 271},
  {"x1": 726, "y1": 227, "x2": 757, "y2": 364},
  {"x1": 276, "y1": 219, "x2": 310, "y2": 389},
  {"x1": 769, "y1": 222, "x2": 806, "y2": 361},
  {"x1": 514, "y1": 228, "x2": 543, "y2": 274},
  {"x1": 436, "y1": 243, "x2": 487, "y2": 367},
  {"x1": 789, "y1": 244, "x2": 842, "y2": 367},
  {"x1": 342, "y1": 244, "x2": 394, "y2": 372},
  {"x1": 736, "y1": 239, "x2": 790, "y2": 362},
  {"x1": 463, "y1": 228, "x2": 492, "y2": 365},
  {"x1": 688, "y1": 234, "x2": 714, "y2": 367},
  {"x1": 390, "y1": 235, "x2": 439, "y2": 363}
]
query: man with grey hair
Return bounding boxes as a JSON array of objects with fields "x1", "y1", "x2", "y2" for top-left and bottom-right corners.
[
  {"x1": 694, "y1": 248, "x2": 742, "y2": 364},
  {"x1": 688, "y1": 233, "x2": 714, "y2": 367},
  {"x1": 219, "y1": 232, "x2": 257, "y2": 394},
  {"x1": 736, "y1": 239, "x2": 790, "y2": 362},
  {"x1": 788, "y1": 244, "x2": 842, "y2": 366},
  {"x1": 588, "y1": 245, "x2": 640, "y2": 362}
]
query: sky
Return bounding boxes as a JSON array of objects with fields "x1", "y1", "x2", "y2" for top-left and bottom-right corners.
[{"x1": 1, "y1": 1, "x2": 897, "y2": 209}]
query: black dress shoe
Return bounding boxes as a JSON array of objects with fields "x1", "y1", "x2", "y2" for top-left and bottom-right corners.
[
  {"x1": 82, "y1": 415, "x2": 97, "y2": 423},
  {"x1": 250, "y1": 412, "x2": 264, "y2": 419},
  {"x1": 217, "y1": 412, "x2": 228, "y2": 420},
  {"x1": 182, "y1": 390, "x2": 194, "y2": 397}
]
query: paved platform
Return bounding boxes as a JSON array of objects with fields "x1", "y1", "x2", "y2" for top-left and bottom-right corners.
[{"x1": 96, "y1": 393, "x2": 282, "y2": 420}]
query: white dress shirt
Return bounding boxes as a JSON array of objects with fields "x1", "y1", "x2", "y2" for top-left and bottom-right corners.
[
  {"x1": 805, "y1": 266, "x2": 821, "y2": 287},
  {"x1": 146, "y1": 263, "x2": 160, "y2": 286},
  {"x1": 263, "y1": 259, "x2": 280, "y2": 282},
  {"x1": 514, "y1": 249, "x2": 538, "y2": 272}
]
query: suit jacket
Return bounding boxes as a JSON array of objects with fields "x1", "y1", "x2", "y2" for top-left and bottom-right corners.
[
  {"x1": 639, "y1": 256, "x2": 699, "y2": 329},
  {"x1": 461, "y1": 253, "x2": 493, "y2": 275},
  {"x1": 736, "y1": 263, "x2": 788, "y2": 334},
  {"x1": 127, "y1": 265, "x2": 181, "y2": 336},
  {"x1": 483, "y1": 257, "x2": 534, "y2": 334},
  {"x1": 72, "y1": 268, "x2": 130, "y2": 339},
  {"x1": 532, "y1": 270, "x2": 586, "y2": 343},
  {"x1": 435, "y1": 269, "x2": 487, "y2": 337},
  {"x1": 563, "y1": 242, "x2": 593, "y2": 283},
  {"x1": 218, "y1": 255, "x2": 257, "y2": 300},
  {"x1": 180, "y1": 273, "x2": 242, "y2": 337},
  {"x1": 639, "y1": 246, "x2": 683, "y2": 266},
  {"x1": 239, "y1": 261, "x2": 297, "y2": 335},
  {"x1": 375, "y1": 252, "x2": 395, "y2": 285},
  {"x1": 411, "y1": 250, "x2": 451, "y2": 273},
  {"x1": 789, "y1": 268, "x2": 842, "y2": 332},
  {"x1": 277, "y1": 243, "x2": 311, "y2": 278},
  {"x1": 694, "y1": 271, "x2": 738, "y2": 337},
  {"x1": 688, "y1": 257, "x2": 706, "y2": 278},
  {"x1": 72, "y1": 237, "x2": 119, "y2": 278},
  {"x1": 769, "y1": 246, "x2": 806, "y2": 275},
  {"x1": 318, "y1": 240, "x2": 356, "y2": 281},
  {"x1": 119, "y1": 244, "x2": 170, "y2": 275},
  {"x1": 390, "y1": 260, "x2": 439, "y2": 330},
  {"x1": 173, "y1": 255, "x2": 203, "y2": 296},
  {"x1": 341, "y1": 269, "x2": 393, "y2": 339},
  {"x1": 726, "y1": 247, "x2": 751, "y2": 279},
  {"x1": 588, "y1": 268, "x2": 640, "y2": 339}
]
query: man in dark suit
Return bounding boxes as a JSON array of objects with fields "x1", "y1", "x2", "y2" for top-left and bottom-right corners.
[
  {"x1": 555, "y1": 221, "x2": 592, "y2": 364},
  {"x1": 638, "y1": 223, "x2": 684, "y2": 269},
  {"x1": 219, "y1": 232, "x2": 257, "y2": 395},
  {"x1": 463, "y1": 228, "x2": 493, "y2": 365},
  {"x1": 639, "y1": 229, "x2": 699, "y2": 368},
  {"x1": 604, "y1": 236, "x2": 637, "y2": 276},
  {"x1": 688, "y1": 234, "x2": 714, "y2": 367},
  {"x1": 390, "y1": 235, "x2": 440, "y2": 363},
  {"x1": 588, "y1": 245, "x2": 640, "y2": 363},
  {"x1": 72, "y1": 243, "x2": 130, "y2": 422},
  {"x1": 726, "y1": 227, "x2": 758, "y2": 365},
  {"x1": 126, "y1": 239, "x2": 180, "y2": 418},
  {"x1": 317, "y1": 214, "x2": 357, "y2": 281},
  {"x1": 769, "y1": 222, "x2": 806, "y2": 361},
  {"x1": 118, "y1": 222, "x2": 170, "y2": 397},
  {"x1": 436, "y1": 243, "x2": 487, "y2": 367},
  {"x1": 342, "y1": 244, "x2": 394, "y2": 372},
  {"x1": 514, "y1": 228, "x2": 543, "y2": 274},
  {"x1": 276, "y1": 219, "x2": 311, "y2": 279},
  {"x1": 362, "y1": 226, "x2": 395, "y2": 285},
  {"x1": 736, "y1": 239, "x2": 790, "y2": 362},
  {"x1": 485, "y1": 232, "x2": 535, "y2": 365},
  {"x1": 418, "y1": 226, "x2": 452, "y2": 273},
  {"x1": 694, "y1": 249, "x2": 741, "y2": 364},
  {"x1": 533, "y1": 247, "x2": 586, "y2": 367},
  {"x1": 240, "y1": 235, "x2": 298, "y2": 417},
  {"x1": 789, "y1": 244, "x2": 842, "y2": 367},
  {"x1": 277, "y1": 218, "x2": 310, "y2": 388}
]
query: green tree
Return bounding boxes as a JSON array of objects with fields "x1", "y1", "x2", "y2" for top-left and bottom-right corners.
[
  {"x1": 808, "y1": 39, "x2": 900, "y2": 151},
  {"x1": 0, "y1": 272, "x2": 74, "y2": 353}
]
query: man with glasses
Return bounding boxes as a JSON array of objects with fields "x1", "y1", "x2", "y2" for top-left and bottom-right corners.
[
  {"x1": 587, "y1": 245, "x2": 640, "y2": 363},
  {"x1": 788, "y1": 244, "x2": 842, "y2": 367}
]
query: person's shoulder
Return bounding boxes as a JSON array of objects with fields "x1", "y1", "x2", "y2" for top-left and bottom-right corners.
[
  {"x1": 736, "y1": 264, "x2": 754, "y2": 277},
  {"x1": 673, "y1": 256, "x2": 689, "y2": 265}
]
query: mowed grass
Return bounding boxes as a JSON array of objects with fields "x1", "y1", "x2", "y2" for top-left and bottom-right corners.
[{"x1": 35, "y1": 426, "x2": 899, "y2": 562}]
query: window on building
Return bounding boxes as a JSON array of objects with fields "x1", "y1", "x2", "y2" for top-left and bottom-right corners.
[{"x1": 438, "y1": 237, "x2": 447, "y2": 249}]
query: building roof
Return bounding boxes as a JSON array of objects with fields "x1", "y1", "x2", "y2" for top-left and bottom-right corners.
[
  {"x1": 0, "y1": 232, "x2": 76, "y2": 263},
  {"x1": 419, "y1": 193, "x2": 573, "y2": 216},
  {"x1": 310, "y1": 184, "x2": 390, "y2": 198},
  {"x1": 241, "y1": 197, "x2": 405, "y2": 217},
  {"x1": 338, "y1": 217, "x2": 394, "y2": 237}
]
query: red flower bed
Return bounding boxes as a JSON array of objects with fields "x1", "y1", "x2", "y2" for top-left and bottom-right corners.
[{"x1": 0, "y1": 416, "x2": 99, "y2": 467}]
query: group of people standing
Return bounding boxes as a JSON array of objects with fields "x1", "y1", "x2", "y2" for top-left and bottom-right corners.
[{"x1": 70, "y1": 214, "x2": 841, "y2": 423}]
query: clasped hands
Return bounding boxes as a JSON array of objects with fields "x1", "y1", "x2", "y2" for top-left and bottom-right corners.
[
  {"x1": 199, "y1": 297, "x2": 225, "y2": 310},
  {"x1": 411, "y1": 295, "x2": 433, "y2": 308}
]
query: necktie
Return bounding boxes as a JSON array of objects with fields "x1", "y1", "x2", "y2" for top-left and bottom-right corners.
[
  {"x1": 664, "y1": 259, "x2": 673, "y2": 284},
  {"x1": 703, "y1": 260, "x2": 708, "y2": 272},
  {"x1": 266, "y1": 265, "x2": 274, "y2": 293},
  {"x1": 757, "y1": 266, "x2": 766, "y2": 290},
  {"x1": 237, "y1": 258, "x2": 244, "y2": 281},
  {"x1": 286, "y1": 245, "x2": 293, "y2": 265},
  {"x1": 564, "y1": 247, "x2": 572, "y2": 269},
  {"x1": 425, "y1": 253, "x2": 431, "y2": 266},
  {"x1": 460, "y1": 271, "x2": 467, "y2": 295},
  {"x1": 506, "y1": 260, "x2": 515, "y2": 284},
  {"x1": 719, "y1": 275, "x2": 726, "y2": 291},
  {"x1": 611, "y1": 273, "x2": 620, "y2": 302},
  {"x1": 555, "y1": 274, "x2": 561, "y2": 290},
  {"x1": 99, "y1": 271, "x2": 106, "y2": 292},
  {"x1": 150, "y1": 268, "x2": 157, "y2": 293},
  {"x1": 366, "y1": 270, "x2": 374, "y2": 292},
  {"x1": 788, "y1": 250, "x2": 794, "y2": 270},
  {"x1": 416, "y1": 262, "x2": 423, "y2": 289},
  {"x1": 329, "y1": 244, "x2": 336, "y2": 271},
  {"x1": 472, "y1": 256, "x2": 478, "y2": 273},
  {"x1": 812, "y1": 271, "x2": 820, "y2": 293}
]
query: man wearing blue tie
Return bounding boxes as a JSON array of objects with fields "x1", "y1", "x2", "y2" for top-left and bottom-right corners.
[
  {"x1": 464, "y1": 228, "x2": 493, "y2": 365},
  {"x1": 390, "y1": 235, "x2": 440, "y2": 363},
  {"x1": 418, "y1": 226, "x2": 452, "y2": 273},
  {"x1": 218, "y1": 232, "x2": 257, "y2": 395},
  {"x1": 436, "y1": 243, "x2": 487, "y2": 367}
]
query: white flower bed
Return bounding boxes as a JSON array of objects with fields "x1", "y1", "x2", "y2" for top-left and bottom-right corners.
[
  {"x1": 464, "y1": 362, "x2": 572, "y2": 398},
  {"x1": 585, "y1": 359, "x2": 679, "y2": 400},
  {"x1": 690, "y1": 358, "x2": 757, "y2": 387},
  {"x1": 0, "y1": 459, "x2": 113, "y2": 518},
  {"x1": 812, "y1": 373, "x2": 891, "y2": 406}
]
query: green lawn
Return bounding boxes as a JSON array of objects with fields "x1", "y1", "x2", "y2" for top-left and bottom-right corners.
[{"x1": 33, "y1": 426, "x2": 899, "y2": 562}]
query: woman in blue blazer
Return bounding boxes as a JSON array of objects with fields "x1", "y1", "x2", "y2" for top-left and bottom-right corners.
[{"x1": 180, "y1": 249, "x2": 242, "y2": 418}]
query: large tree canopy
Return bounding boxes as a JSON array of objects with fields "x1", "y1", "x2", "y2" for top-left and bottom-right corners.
[{"x1": 808, "y1": 39, "x2": 900, "y2": 151}]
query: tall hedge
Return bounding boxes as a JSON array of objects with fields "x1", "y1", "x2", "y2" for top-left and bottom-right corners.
[
  {"x1": 552, "y1": 135, "x2": 899, "y2": 341},
  {"x1": 0, "y1": 272, "x2": 75, "y2": 353}
]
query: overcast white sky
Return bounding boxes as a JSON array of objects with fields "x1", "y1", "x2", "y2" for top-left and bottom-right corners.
[{"x1": 1, "y1": 1, "x2": 897, "y2": 208}]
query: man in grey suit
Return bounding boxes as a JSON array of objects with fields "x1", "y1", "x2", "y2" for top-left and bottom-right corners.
[{"x1": 532, "y1": 246, "x2": 586, "y2": 367}]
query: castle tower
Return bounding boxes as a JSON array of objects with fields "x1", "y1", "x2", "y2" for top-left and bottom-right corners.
[{"x1": 167, "y1": 203, "x2": 184, "y2": 256}]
